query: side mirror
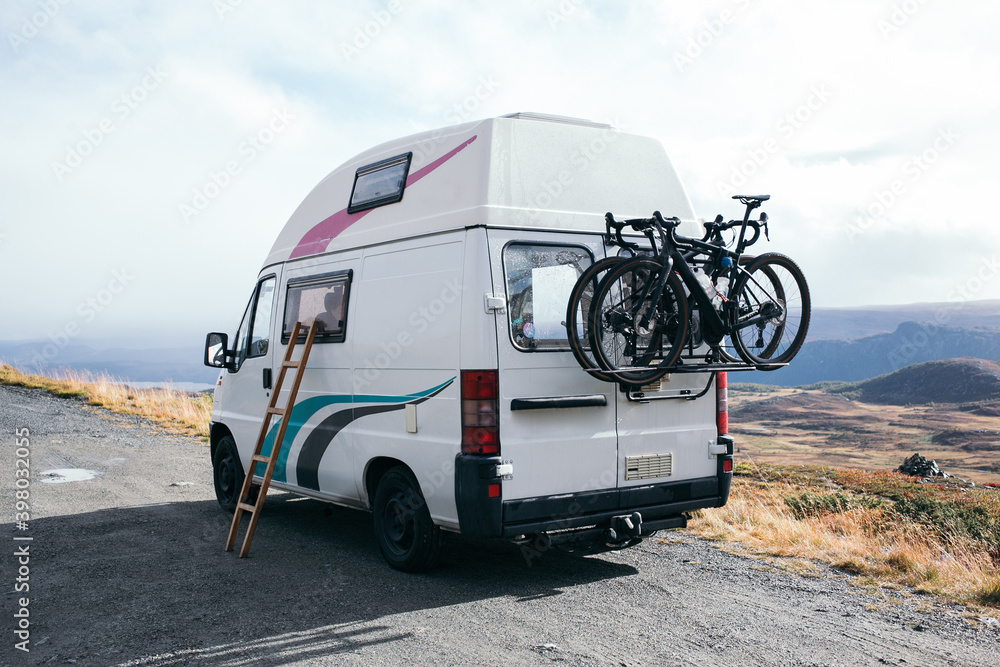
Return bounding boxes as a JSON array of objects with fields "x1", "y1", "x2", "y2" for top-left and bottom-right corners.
[{"x1": 204, "y1": 332, "x2": 231, "y2": 369}]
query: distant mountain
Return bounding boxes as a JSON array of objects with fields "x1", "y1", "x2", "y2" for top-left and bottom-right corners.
[
  {"x1": 824, "y1": 358, "x2": 1000, "y2": 405},
  {"x1": 748, "y1": 321, "x2": 1000, "y2": 386},
  {"x1": 0, "y1": 341, "x2": 218, "y2": 384},
  {"x1": 807, "y1": 300, "x2": 1000, "y2": 340},
  {"x1": 4, "y1": 299, "x2": 1000, "y2": 388}
]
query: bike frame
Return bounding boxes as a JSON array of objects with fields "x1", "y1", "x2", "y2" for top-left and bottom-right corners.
[{"x1": 615, "y1": 197, "x2": 768, "y2": 348}]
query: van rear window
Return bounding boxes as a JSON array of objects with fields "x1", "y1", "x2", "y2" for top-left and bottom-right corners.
[
  {"x1": 503, "y1": 244, "x2": 592, "y2": 351},
  {"x1": 282, "y1": 270, "x2": 352, "y2": 343}
]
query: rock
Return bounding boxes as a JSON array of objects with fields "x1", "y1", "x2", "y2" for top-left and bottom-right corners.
[{"x1": 896, "y1": 453, "x2": 950, "y2": 478}]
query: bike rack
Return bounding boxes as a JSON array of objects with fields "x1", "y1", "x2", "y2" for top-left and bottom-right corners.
[{"x1": 583, "y1": 361, "x2": 786, "y2": 376}]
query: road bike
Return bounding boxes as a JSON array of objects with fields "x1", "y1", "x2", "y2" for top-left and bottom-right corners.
[{"x1": 569, "y1": 195, "x2": 810, "y2": 386}]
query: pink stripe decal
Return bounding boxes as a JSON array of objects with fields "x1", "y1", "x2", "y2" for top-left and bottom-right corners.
[{"x1": 288, "y1": 135, "x2": 478, "y2": 259}]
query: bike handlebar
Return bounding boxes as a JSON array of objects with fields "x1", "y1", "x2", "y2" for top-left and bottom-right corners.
[
  {"x1": 606, "y1": 210, "x2": 768, "y2": 255},
  {"x1": 703, "y1": 215, "x2": 768, "y2": 247}
]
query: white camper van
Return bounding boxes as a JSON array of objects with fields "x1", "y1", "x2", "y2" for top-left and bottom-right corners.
[{"x1": 204, "y1": 113, "x2": 734, "y2": 571}]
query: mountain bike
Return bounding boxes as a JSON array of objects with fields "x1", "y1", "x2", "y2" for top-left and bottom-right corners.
[{"x1": 583, "y1": 195, "x2": 810, "y2": 385}]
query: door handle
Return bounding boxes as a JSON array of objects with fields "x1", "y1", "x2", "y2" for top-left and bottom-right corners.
[
  {"x1": 262, "y1": 368, "x2": 272, "y2": 389},
  {"x1": 510, "y1": 395, "x2": 607, "y2": 411}
]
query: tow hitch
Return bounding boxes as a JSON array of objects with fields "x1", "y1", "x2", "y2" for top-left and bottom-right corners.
[{"x1": 605, "y1": 512, "x2": 643, "y2": 548}]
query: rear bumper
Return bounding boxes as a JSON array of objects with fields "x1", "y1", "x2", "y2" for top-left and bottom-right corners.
[
  {"x1": 499, "y1": 475, "x2": 727, "y2": 537},
  {"x1": 455, "y1": 436, "x2": 734, "y2": 539}
]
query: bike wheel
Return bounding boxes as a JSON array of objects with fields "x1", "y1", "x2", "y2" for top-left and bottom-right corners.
[
  {"x1": 588, "y1": 258, "x2": 688, "y2": 386},
  {"x1": 566, "y1": 256, "x2": 626, "y2": 383},
  {"x1": 717, "y1": 259, "x2": 781, "y2": 363},
  {"x1": 729, "y1": 253, "x2": 810, "y2": 369}
]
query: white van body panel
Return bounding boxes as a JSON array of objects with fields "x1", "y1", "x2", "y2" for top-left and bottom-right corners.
[
  {"x1": 210, "y1": 113, "x2": 732, "y2": 543},
  {"x1": 262, "y1": 115, "x2": 699, "y2": 268}
]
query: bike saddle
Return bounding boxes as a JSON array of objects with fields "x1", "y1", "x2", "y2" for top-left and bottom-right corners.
[{"x1": 732, "y1": 194, "x2": 770, "y2": 203}]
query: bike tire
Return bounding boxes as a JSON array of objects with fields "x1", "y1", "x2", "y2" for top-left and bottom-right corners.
[
  {"x1": 565, "y1": 256, "x2": 627, "y2": 383},
  {"x1": 729, "y1": 253, "x2": 810, "y2": 370},
  {"x1": 587, "y1": 257, "x2": 688, "y2": 386},
  {"x1": 717, "y1": 258, "x2": 782, "y2": 363}
]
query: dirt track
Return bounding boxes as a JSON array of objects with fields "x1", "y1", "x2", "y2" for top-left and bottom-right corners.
[{"x1": 2, "y1": 383, "x2": 999, "y2": 666}]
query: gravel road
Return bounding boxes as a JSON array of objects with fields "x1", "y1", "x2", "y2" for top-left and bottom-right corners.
[{"x1": 2, "y1": 383, "x2": 998, "y2": 666}]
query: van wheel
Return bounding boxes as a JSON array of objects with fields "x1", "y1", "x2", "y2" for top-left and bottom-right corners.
[
  {"x1": 373, "y1": 466, "x2": 444, "y2": 572},
  {"x1": 213, "y1": 436, "x2": 244, "y2": 511}
]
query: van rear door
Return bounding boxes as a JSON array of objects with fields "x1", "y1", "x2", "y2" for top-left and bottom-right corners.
[
  {"x1": 487, "y1": 231, "x2": 619, "y2": 505},
  {"x1": 488, "y1": 231, "x2": 721, "y2": 512}
]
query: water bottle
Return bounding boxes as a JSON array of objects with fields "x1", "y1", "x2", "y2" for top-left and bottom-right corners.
[
  {"x1": 713, "y1": 276, "x2": 728, "y2": 310},
  {"x1": 713, "y1": 257, "x2": 733, "y2": 311},
  {"x1": 694, "y1": 269, "x2": 717, "y2": 300}
]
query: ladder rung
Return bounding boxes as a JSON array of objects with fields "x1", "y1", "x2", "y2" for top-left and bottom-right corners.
[{"x1": 225, "y1": 320, "x2": 319, "y2": 558}]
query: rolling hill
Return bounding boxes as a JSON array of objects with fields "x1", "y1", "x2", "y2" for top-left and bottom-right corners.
[
  {"x1": 821, "y1": 358, "x2": 1000, "y2": 405},
  {"x1": 749, "y1": 322, "x2": 1000, "y2": 386}
]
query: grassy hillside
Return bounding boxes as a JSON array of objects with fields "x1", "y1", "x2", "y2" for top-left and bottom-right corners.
[
  {"x1": 689, "y1": 463, "x2": 1000, "y2": 612},
  {"x1": 0, "y1": 364, "x2": 212, "y2": 438}
]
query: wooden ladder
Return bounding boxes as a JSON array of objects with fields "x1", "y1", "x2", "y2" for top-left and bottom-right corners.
[{"x1": 225, "y1": 320, "x2": 319, "y2": 557}]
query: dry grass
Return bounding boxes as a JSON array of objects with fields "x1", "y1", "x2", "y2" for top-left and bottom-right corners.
[
  {"x1": 688, "y1": 461, "x2": 1000, "y2": 615},
  {"x1": 728, "y1": 387, "x2": 1000, "y2": 485},
  {"x1": 0, "y1": 364, "x2": 211, "y2": 438}
]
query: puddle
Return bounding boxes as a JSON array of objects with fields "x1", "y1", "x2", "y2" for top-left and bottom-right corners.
[{"x1": 39, "y1": 469, "x2": 99, "y2": 483}]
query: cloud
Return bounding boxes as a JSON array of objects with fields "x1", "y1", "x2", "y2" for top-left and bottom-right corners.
[{"x1": 1, "y1": 0, "x2": 999, "y2": 346}]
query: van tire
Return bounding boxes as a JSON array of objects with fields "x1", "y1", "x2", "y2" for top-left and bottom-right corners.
[
  {"x1": 213, "y1": 436, "x2": 244, "y2": 511},
  {"x1": 373, "y1": 466, "x2": 444, "y2": 572}
]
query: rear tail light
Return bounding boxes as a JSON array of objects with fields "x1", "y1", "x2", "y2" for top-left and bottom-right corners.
[
  {"x1": 716, "y1": 371, "x2": 728, "y2": 436},
  {"x1": 461, "y1": 370, "x2": 500, "y2": 455}
]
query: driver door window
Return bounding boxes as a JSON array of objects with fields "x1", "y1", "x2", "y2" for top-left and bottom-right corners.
[
  {"x1": 233, "y1": 276, "x2": 276, "y2": 371},
  {"x1": 248, "y1": 278, "x2": 275, "y2": 358}
]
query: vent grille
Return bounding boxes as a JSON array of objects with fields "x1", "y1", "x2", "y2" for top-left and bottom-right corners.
[{"x1": 625, "y1": 453, "x2": 673, "y2": 481}]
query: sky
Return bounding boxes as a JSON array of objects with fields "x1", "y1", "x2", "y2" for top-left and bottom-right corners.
[{"x1": 1, "y1": 0, "x2": 998, "y2": 353}]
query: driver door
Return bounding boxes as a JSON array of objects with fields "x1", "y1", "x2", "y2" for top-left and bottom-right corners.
[{"x1": 220, "y1": 271, "x2": 281, "y2": 466}]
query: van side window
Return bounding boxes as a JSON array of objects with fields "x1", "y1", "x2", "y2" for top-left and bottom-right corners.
[
  {"x1": 282, "y1": 270, "x2": 352, "y2": 343},
  {"x1": 232, "y1": 297, "x2": 252, "y2": 371},
  {"x1": 347, "y1": 153, "x2": 412, "y2": 214},
  {"x1": 247, "y1": 277, "x2": 276, "y2": 358},
  {"x1": 232, "y1": 276, "x2": 276, "y2": 370},
  {"x1": 503, "y1": 244, "x2": 592, "y2": 351}
]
